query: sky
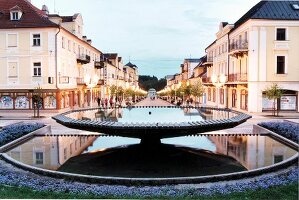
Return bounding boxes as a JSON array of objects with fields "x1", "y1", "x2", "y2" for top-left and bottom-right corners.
[{"x1": 32, "y1": 0, "x2": 260, "y2": 78}]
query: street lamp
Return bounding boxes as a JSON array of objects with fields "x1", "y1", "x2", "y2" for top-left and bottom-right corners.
[
  {"x1": 211, "y1": 74, "x2": 226, "y2": 108},
  {"x1": 84, "y1": 74, "x2": 99, "y2": 108}
]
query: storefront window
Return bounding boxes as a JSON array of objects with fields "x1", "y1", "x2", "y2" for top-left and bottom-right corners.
[
  {"x1": 0, "y1": 96, "x2": 13, "y2": 109},
  {"x1": 15, "y1": 96, "x2": 29, "y2": 109},
  {"x1": 44, "y1": 96, "x2": 57, "y2": 109}
]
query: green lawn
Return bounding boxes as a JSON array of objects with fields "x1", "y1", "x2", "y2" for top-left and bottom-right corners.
[{"x1": 0, "y1": 183, "x2": 297, "y2": 199}]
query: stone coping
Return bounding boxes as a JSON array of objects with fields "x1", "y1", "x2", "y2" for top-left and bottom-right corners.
[
  {"x1": 0, "y1": 124, "x2": 298, "y2": 185},
  {"x1": 52, "y1": 106, "x2": 252, "y2": 137}
]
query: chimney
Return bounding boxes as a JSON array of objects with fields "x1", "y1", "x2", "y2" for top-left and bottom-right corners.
[
  {"x1": 87, "y1": 39, "x2": 92, "y2": 45},
  {"x1": 42, "y1": 5, "x2": 49, "y2": 15},
  {"x1": 82, "y1": 36, "x2": 87, "y2": 41}
]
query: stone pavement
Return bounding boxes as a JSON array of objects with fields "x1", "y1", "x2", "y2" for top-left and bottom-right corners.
[{"x1": 134, "y1": 97, "x2": 173, "y2": 106}]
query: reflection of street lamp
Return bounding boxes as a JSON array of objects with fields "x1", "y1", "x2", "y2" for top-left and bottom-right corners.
[
  {"x1": 211, "y1": 74, "x2": 226, "y2": 108},
  {"x1": 84, "y1": 74, "x2": 99, "y2": 108}
]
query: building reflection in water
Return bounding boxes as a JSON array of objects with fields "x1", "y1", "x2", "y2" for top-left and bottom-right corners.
[
  {"x1": 208, "y1": 132, "x2": 296, "y2": 170},
  {"x1": 6, "y1": 136, "x2": 96, "y2": 170}
]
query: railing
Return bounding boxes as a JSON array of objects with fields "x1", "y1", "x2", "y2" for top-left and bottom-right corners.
[
  {"x1": 229, "y1": 40, "x2": 248, "y2": 52},
  {"x1": 207, "y1": 57, "x2": 213, "y2": 62},
  {"x1": 228, "y1": 73, "x2": 248, "y2": 82},
  {"x1": 77, "y1": 54, "x2": 91, "y2": 64},
  {"x1": 202, "y1": 77, "x2": 211, "y2": 83}
]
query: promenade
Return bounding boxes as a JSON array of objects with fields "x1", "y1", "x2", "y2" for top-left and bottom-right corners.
[{"x1": 135, "y1": 97, "x2": 172, "y2": 106}]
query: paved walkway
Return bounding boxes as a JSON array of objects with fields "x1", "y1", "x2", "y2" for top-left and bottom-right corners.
[{"x1": 135, "y1": 98, "x2": 173, "y2": 106}]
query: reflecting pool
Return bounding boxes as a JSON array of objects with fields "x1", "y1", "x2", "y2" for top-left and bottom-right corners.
[
  {"x1": 5, "y1": 132, "x2": 297, "y2": 178},
  {"x1": 66, "y1": 107, "x2": 237, "y2": 123}
]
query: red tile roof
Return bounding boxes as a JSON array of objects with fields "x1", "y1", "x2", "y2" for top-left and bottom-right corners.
[{"x1": 0, "y1": 0, "x2": 58, "y2": 29}]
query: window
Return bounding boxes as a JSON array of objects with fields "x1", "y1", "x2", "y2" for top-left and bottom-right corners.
[
  {"x1": 276, "y1": 28, "x2": 286, "y2": 41},
  {"x1": 73, "y1": 42, "x2": 76, "y2": 53},
  {"x1": 33, "y1": 62, "x2": 41, "y2": 76},
  {"x1": 245, "y1": 32, "x2": 248, "y2": 42},
  {"x1": 274, "y1": 155, "x2": 283, "y2": 164},
  {"x1": 220, "y1": 88, "x2": 224, "y2": 104},
  {"x1": 33, "y1": 34, "x2": 41, "y2": 46},
  {"x1": 70, "y1": 143, "x2": 73, "y2": 155},
  {"x1": 7, "y1": 34, "x2": 17, "y2": 47},
  {"x1": 68, "y1": 40, "x2": 71, "y2": 51},
  {"x1": 8, "y1": 62, "x2": 18, "y2": 78},
  {"x1": 232, "y1": 89, "x2": 237, "y2": 108},
  {"x1": 35, "y1": 152, "x2": 43, "y2": 165},
  {"x1": 240, "y1": 90, "x2": 248, "y2": 110},
  {"x1": 277, "y1": 56, "x2": 285, "y2": 74},
  {"x1": 11, "y1": 11, "x2": 19, "y2": 20},
  {"x1": 212, "y1": 88, "x2": 216, "y2": 102},
  {"x1": 62, "y1": 37, "x2": 65, "y2": 48},
  {"x1": 64, "y1": 148, "x2": 67, "y2": 160},
  {"x1": 208, "y1": 88, "x2": 211, "y2": 101}
]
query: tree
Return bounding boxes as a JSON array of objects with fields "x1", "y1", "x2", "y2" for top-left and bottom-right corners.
[
  {"x1": 109, "y1": 85, "x2": 118, "y2": 97},
  {"x1": 191, "y1": 80, "x2": 204, "y2": 104},
  {"x1": 263, "y1": 83, "x2": 283, "y2": 116}
]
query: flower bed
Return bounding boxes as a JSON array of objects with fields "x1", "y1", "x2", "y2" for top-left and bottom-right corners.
[
  {"x1": 259, "y1": 121, "x2": 299, "y2": 143},
  {"x1": 0, "y1": 122, "x2": 44, "y2": 146},
  {"x1": 0, "y1": 159, "x2": 297, "y2": 198}
]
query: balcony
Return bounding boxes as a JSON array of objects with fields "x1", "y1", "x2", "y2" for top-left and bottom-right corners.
[
  {"x1": 202, "y1": 77, "x2": 211, "y2": 83},
  {"x1": 77, "y1": 54, "x2": 91, "y2": 64},
  {"x1": 202, "y1": 57, "x2": 213, "y2": 66},
  {"x1": 94, "y1": 59, "x2": 106, "y2": 69},
  {"x1": 229, "y1": 40, "x2": 248, "y2": 57},
  {"x1": 228, "y1": 73, "x2": 248, "y2": 83}
]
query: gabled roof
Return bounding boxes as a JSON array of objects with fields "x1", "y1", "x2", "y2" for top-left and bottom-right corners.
[
  {"x1": 104, "y1": 53, "x2": 118, "y2": 60},
  {"x1": 0, "y1": 0, "x2": 58, "y2": 29},
  {"x1": 194, "y1": 56, "x2": 207, "y2": 69},
  {"x1": 184, "y1": 58, "x2": 202, "y2": 63},
  {"x1": 125, "y1": 62, "x2": 138, "y2": 69},
  {"x1": 233, "y1": 0, "x2": 299, "y2": 30}
]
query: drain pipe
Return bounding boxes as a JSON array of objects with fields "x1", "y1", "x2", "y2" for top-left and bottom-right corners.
[
  {"x1": 226, "y1": 34, "x2": 230, "y2": 109},
  {"x1": 55, "y1": 27, "x2": 61, "y2": 90}
]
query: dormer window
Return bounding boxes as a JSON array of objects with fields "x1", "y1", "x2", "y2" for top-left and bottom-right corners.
[
  {"x1": 12, "y1": 12, "x2": 19, "y2": 20},
  {"x1": 10, "y1": 6, "x2": 22, "y2": 21}
]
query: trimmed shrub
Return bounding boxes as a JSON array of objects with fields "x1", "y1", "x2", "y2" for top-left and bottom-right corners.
[
  {"x1": 259, "y1": 121, "x2": 299, "y2": 143},
  {"x1": 0, "y1": 122, "x2": 44, "y2": 146}
]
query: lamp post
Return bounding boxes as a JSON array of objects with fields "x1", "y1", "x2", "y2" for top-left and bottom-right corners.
[
  {"x1": 211, "y1": 74, "x2": 227, "y2": 108},
  {"x1": 84, "y1": 74, "x2": 99, "y2": 108}
]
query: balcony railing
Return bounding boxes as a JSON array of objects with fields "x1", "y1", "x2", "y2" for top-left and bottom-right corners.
[
  {"x1": 77, "y1": 54, "x2": 91, "y2": 64},
  {"x1": 202, "y1": 77, "x2": 211, "y2": 83},
  {"x1": 207, "y1": 57, "x2": 213, "y2": 62},
  {"x1": 229, "y1": 40, "x2": 248, "y2": 52},
  {"x1": 228, "y1": 73, "x2": 248, "y2": 82}
]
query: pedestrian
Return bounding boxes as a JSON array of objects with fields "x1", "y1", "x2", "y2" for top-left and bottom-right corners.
[
  {"x1": 97, "y1": 97, "x2": 101, "y2": 107},
  {"x1": 105, "y1": 98, "x2": 108, "y2": 108},
  {"x1": 109, "y1": 97, "x2": 113, "y2": 107}
]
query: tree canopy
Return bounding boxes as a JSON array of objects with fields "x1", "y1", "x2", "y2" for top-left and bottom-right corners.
[{"x1": 138, "y1": 75, "x2": 167, "y2": 91}]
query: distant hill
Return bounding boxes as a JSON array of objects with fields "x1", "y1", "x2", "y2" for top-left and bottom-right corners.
[{"x1": 139, "y1": 75, "x2": 167, "y2": 91}]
